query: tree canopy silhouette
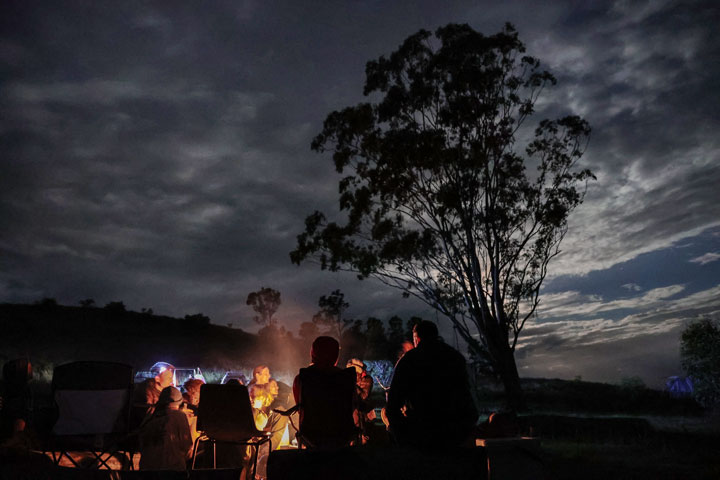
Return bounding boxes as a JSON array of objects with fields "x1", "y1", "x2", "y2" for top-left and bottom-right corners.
[
  {"x1": 681, "y1": 318, "x2": 720, "y2": 409},
  {"x1": 291, "y1": 23, "x2": 594, "y2": 409},
  {"x1": 312, "y1": 289, "x2": 351, "y2": 338},
  {"x1": 246, "y1": 287, "x2": 282, "y2": 326}
]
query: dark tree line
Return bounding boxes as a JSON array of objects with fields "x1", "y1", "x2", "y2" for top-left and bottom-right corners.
[{"x1": 245, "y1": 286, "x2": 425, "y2": 365}]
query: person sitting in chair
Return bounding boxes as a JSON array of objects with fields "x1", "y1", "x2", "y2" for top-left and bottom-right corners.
[
  {"x1": 346, "y1": 358, "x2": 376, "y2": 442},
  {"x1": 290, "y1": 336, "x2": 358, "y2": 448},
  {"x1": 182, "y1": 378, "x2": 204, "y2": 444},
  {"x1": 131, "y1": 362, "x2": 175, "y2": 430},
  {"x1": 138, "y1": 386, "x2": 192, "y2": 470},
  {"x1": 386, "y1": 321, "x2": 478, "y2": 449},
  {"x1": 250, "y1": 381, "x2": 290, "y2": 450},
  {"x1": 248, "y1": 365, "x2": 271, "y2": 389}
]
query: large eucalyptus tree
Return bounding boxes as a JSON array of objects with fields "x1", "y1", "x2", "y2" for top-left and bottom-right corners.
[{"x1": 291, "y1": 23, "x2": 593, "y2": 408}]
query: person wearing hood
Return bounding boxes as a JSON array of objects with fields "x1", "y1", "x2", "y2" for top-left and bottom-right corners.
[{"x1": 138, "y1": 386, "x2": 192, "y2": 471}]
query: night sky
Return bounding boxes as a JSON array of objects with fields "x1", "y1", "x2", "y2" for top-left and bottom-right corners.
[{"x1": 1, "y1": 1, "x2": 719, "y2": 387}]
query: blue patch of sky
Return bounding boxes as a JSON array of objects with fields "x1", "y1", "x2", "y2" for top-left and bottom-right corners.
[{"x1": 539, "y1": 225, "x2": 720, "y2": 321}]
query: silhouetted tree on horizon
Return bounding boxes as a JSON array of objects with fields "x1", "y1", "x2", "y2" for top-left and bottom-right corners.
[
  {"x1": 79, "y1": 298, "x2": 95, "y2": 308},
  {"x1": 184, "y1": 313, "x2": 210, "y2": 327},
  {"x1": 312, "y1": 289, "x2": 351, "y2": 338},
  {"x1": 291, "y1": 23, "x2": 594, "y2": 409},
  {"x1": 246, "y1": 287, "x2": 282, "y2": 326},
  {"x1": 681, "y1": 318, "x2": 720, "y2": 409}
]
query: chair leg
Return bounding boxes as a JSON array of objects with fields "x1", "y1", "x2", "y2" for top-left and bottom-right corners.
[
  {"x1": 62, "y1": 450, "x2": 81, "y2": 468},
  {"x1": 248, "y1": 439, "x2": 270, "y2": 480},
  {"x1": 191, "y1": 436, "x2": 202, "y2": 469},
  {"x1": 47, "y1": 450, "x2": 61, "y2": 466},
  {"x1": 251, "y1": 445, "x2": 258, "y2": 480}
]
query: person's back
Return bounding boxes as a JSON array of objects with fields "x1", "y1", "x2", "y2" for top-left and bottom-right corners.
[
  {"x1": 295, "y1": 365, "x2": 356, "y2": 448},
  {"x1": 387, "y1": 321, "x2": 477, "y2": 448},
  {"x1": 292, "y1": 336, "x2": 358, "y2": 448},
  {"x1": 139, "y1": 386, "x2": 192, "y2": 471}
]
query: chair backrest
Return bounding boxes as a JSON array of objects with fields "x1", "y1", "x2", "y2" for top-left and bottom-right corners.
[
  {"x1": 297, "y1": 366, "x2": 357, "y2": 448},
  {"x1": 51, "y1": 361, "x2": 134, "y2": 436},
  {"x1": 196, "y1": 383, "x2": 263, "y2": 442}
]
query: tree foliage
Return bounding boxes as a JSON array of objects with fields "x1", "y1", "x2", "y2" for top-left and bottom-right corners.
[
  {"x1": 681, "y1": 318, "x2": 720, "y2": 409},
  {"x1": 246, "y1": 287, "x2": 282, "y2": 326},
  {"x1": 184, "y1": 313, "x2": 211, "y2": 327},
  {"x1": 312, "y1": 289, "x2": 351, "y2": 337},
  {"x1": 79, "y1": 298, "x2": 96, "y2": 308},
  {"x1": 291, "y1": 23, "x2": 593, "y2": 408},
  {"x1": 104, "y1": 301, "x2": 126, "y2": 314}
]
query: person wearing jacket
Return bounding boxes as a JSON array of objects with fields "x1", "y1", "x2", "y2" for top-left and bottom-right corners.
[
  {"x1": 386, "y1": 321, "x2": 478, "y2": 448},
  {"x1": 139, "y1": 386, "x2": 192, "y2": 471}
]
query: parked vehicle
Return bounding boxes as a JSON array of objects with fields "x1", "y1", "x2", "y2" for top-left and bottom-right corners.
[
  {"x1": 221, "y1": 370, "x2": 248, "y2": 385},
  {"x1": 134, "y1": 364, "x2": 205, "y2": 388},
  {"x1": 175, "y1": 368, "x2": 206, "y2": 387}
]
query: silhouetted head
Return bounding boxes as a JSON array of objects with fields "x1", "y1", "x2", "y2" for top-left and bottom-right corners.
[
  {"x1": 253, "y1": 365, "x2": 271, "y2": 385},
  {"x1": 412, "y1": 321, "x2": 439, "y2": 347},
  {"x1": 311, "y1": 336, "x2": 340, "y2": 367}
]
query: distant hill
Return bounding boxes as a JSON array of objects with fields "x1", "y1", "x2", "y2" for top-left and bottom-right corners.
[
  {"x1": 474, "y1": 377, "x2": 703, "y2": 416},
  {"x1": 0, "y1": 302, "x2": 273, "y2": 375}
]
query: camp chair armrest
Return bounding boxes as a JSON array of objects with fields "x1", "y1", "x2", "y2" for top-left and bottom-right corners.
[{"x1": 273, "y1": 405, "x2": 299, "y2": 416}]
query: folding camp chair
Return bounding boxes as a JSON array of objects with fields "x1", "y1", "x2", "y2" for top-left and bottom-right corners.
[
  {"x1": 44, "y1": 361, "x2": 135, "y2": 469},
  {"x1": 276, "y1": 366, "x2": 359, "y2": 449},
  {"x1": 191, "y1": 383, "x2": 271, "y2": 478}
]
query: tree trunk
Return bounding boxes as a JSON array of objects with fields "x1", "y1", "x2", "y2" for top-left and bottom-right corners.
[
  {"x1": 482, "y1": 329, "x2": 526, "y2": 412},
  {"x1": 497, "y1": 346, "x2": 525, "y2": 412}
]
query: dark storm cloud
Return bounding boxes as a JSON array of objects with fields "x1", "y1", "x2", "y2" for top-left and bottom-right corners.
[
  {"x1": 0, "y1": 0, "x2": 470, "y2": 325},
  {"x1": 1, "y1": 1, "x2": 719, "y2": 384}
]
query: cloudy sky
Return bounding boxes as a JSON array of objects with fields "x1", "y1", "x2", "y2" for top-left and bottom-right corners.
[{"x1": 1, "y1": 0, "x2": 718, "y2": 387}]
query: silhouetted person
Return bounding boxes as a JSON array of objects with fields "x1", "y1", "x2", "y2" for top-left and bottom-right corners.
[
  {"x1": 292, "y1": 337, "x2": 343, "y2": 403},
  {"x1": 386, "y1": 321, "x2": 477, "y2": 448},
  {"x1": 139, "y1": 386, "x2": 192, "y2": 470},
  {"x1": 131, "y1": 362, "x2": 175, "y2": 430},
  {"x1": 0, "y1": 359, "x2": 33, "y2": 443},
  {"x1": 291, "y1": 336, "x2": 358, "y2": 448}
]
